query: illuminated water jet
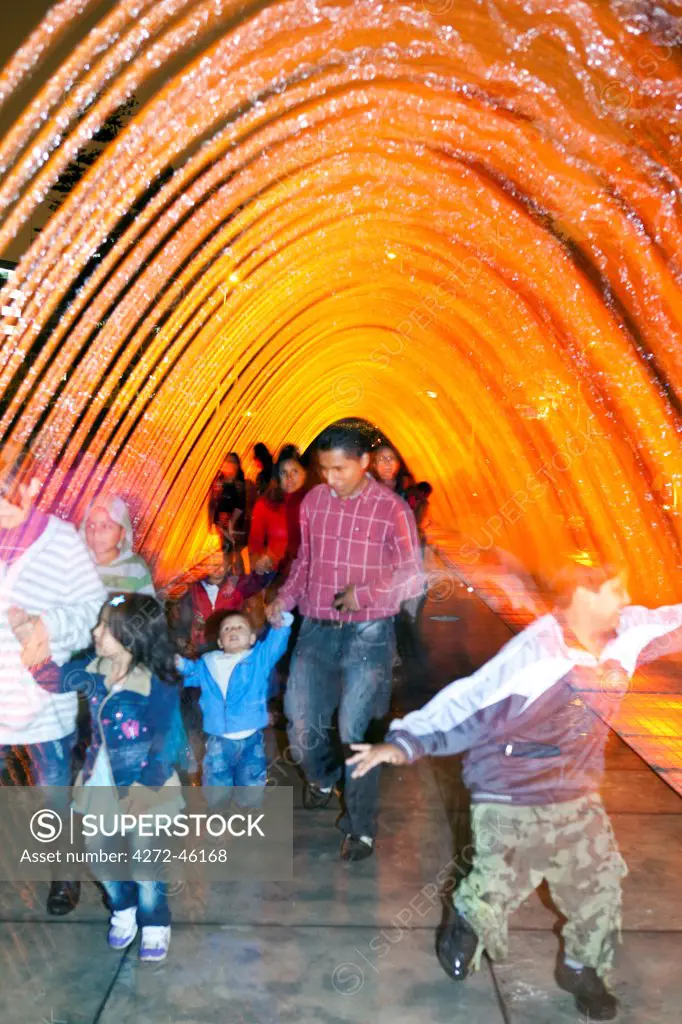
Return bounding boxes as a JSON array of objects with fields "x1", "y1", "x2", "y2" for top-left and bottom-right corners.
[{"x1": 0, "y1": 0, "x2": 679, "y2": 594}]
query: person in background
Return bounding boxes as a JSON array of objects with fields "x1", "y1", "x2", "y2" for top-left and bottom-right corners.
[
  {"x1": 172, "y1": 554, "x2": 263, "y2": 657},
  {"x1": 249, "y1": 445, "x2": 309, "y2": 581},
  {"x1": 0, "y1": 442, "x2": 106, "y2": 916},
  {"x1": 345, "y1": 556, "x2": 682, "y2": 1021},
  {"x1": 248, "y1": 480, "x2": 287, "y2": 582},
  {"x1": 80, "y1": 494, "x2": 155, "y2": 595},
  {"x1": 209, "y1": 453, "x2": 247, "y2": 573},
  {"x1": 372, "y1": 441, "x2": 414, "y2": 500},
  {"x1": 399, "y1": 480, "x2": 434, "y2": 674},
  {"x1": 253, "y1": 442, "x2": 274, "y2": 497},
  {"x1": 372, "y1": 446, "x2": 426, "y2": 681},
  {"x1": 276, "y1": 445, "x2": 310, "y2": 580},
  {"x1": 25, "y1": 593, "x2": 183, "y2": 964},
  {"x1": 266, "y1": 421, "x2": 424, "y2": 862},
  {"x1": 250, "y1": 445, "x2": 310, "y2": 725},
  {"x1": 177, "y1": 608, "x2": 293, "y2": 802},
  {"x1": 407, "y1": 481, "x2": 433, "y2": 552},
  {"x1": 170, "y1": 553, "x2": 264, "y2": 777},
  {"x1": 242, "y1": 443, "x2": 274, "y2": 559},
  {"x1": 78, "y1": 496, "x2": 157, "y2": 780}
]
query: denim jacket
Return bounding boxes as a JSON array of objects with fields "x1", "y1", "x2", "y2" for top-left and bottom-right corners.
[
  {"x1": 179, "y1": 617, "x2": 292, "y2": 736},
  {"x1": 33, "y1": 657, "x2": 180, "y2": 791}
]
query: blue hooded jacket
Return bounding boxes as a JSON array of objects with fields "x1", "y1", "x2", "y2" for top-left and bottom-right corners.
[{"x1": 179, "y1": 615, "x2": 292, "y2": 736}]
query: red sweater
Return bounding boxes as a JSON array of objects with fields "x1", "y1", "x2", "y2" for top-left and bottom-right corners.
[
  {"x1": 249, "y1": 497, "x2": 288, "y2": 567},
  {"x1": 282, "y1": 488, "x2": 305, "y2": 575},
  {"x1": 249, "y1": 489, "x2": 307, "y2": 574},
  {"x1": 182, "y1": 576, "x2": 261, "y2": 651}
]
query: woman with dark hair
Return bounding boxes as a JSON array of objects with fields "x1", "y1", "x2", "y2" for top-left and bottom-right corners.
[
  {"x1": 277, "y1": 445, "x2": 310, "y2": 577},
  {"x1": 249, "y1": 445, "x2": 309, "y2": 580},
  {"x1": 372, "y1": 441, "x2": 414, "y2": 499},
  {"x1": 209, "y1": 453, "x2": 247, "y2": 573},
  {"x1": 250, "y1": 446, "x2": 310, "y2": 725},
  {"x1": 253, "y1": 442, "x2": 274, "y2": 496},
  {"x1": 370, "y1": 441, "x2": 427, "y2": 680},
  {"x1": 21, "y1": 593, "x2": 183, "y2": 964}
]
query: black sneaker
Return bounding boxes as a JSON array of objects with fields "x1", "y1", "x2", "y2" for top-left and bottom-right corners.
[
  {"x1": 340, "y1": 834, "x2": 374, "y2": 862},
  {"x1": 435, "y1": 900, "x2": 478, "y2": 981},
  {"x1": 555, "y1": 961, "x2": 618, "y2": 1021},
  {"x1": 302, "y1": 782, "x2": 334, "y2": 810}
]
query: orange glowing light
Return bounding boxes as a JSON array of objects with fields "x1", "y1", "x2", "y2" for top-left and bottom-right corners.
[{"x1": 0, "y1": 1, "x2": 678, "y2": 597}]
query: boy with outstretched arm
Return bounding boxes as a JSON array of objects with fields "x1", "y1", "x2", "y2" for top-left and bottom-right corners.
[{"x1": 347, "y1": 558, "x2": 682, "y2": 1021}]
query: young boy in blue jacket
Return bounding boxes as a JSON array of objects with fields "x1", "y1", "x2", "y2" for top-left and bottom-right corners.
[{"x1": 178, "y1": 609, "x2": 292, "y2": 805}]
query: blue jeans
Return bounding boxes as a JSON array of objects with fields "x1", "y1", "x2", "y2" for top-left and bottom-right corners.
[
  {"x1": 102, "y1": 879, "x2": 169, "y2": 927},
  {"x1": 203, "y1": 730, "x2": 267, "y2": 808},
  {"x1": 0, "y1": 732, "x2": 75, "y2": 787},
  {"x1": 284, "y1": 617, "x2": 395, "y2": 839},
  {"x1": 85, "y1": 830, "x2": 170, "y2": 926},
  {"x1": 0, "y1": 733, "x2": 75, "y2": 818},
  {"x1": 99, "y1": 849, "x2": 170, "y2": 928}
]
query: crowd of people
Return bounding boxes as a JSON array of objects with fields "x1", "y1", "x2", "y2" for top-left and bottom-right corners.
[
  {"x1": 0, "y1": 424, "x2": 431, "y2": 960},
  {"x1": 1, "y1": 420, "x2": 678, "y2": 1020}
]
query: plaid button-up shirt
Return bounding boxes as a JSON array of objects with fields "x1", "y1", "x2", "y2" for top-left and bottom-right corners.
[{"x1": 278, "y1": 477, "x2": 424, "y2": 622}]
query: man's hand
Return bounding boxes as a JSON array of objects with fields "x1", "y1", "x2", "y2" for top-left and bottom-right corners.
[
  {"x1": 265, "y1": 597, "x2": 286, "y2": 626},
  {"x1": 345, "y1": 742, "x2": 408, "y2": 778},
  {"x1": 332, "y1": 585, "x2": 360, "y2": 613}
]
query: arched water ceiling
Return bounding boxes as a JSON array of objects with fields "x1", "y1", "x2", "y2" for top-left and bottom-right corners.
[{"x1": 0, "y1": 0, "x2": 681, "y2": 592}]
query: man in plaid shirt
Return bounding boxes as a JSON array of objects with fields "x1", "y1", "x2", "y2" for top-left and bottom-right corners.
[{"x1": 267, "y1": 421, "x2": 424, "y2": 861}]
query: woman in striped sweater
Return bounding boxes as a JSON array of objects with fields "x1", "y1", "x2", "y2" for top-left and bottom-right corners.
[{"x1": 0, "y1": 443, "x2": 107, "y2": 916}]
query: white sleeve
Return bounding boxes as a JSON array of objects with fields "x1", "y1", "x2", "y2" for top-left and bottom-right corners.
[
  {"x1": 611, "y1": 604, "x2": 682, "y2": 673},
  {"x1": 41, "y1": 527, "x2": 107, "y2": 661}
]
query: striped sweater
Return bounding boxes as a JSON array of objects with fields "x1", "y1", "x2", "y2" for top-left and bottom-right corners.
[
  {"x1": 94, "y1": 552, "x2": 156, "y2": 596},
  {"x1": 0, "y1": 515, "x2": 107, "y2": 745}
]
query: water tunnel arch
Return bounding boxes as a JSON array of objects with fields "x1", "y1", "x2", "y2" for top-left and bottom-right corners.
[{"x1": 0, "y1": 1, "x2": 680, "y2": 595}]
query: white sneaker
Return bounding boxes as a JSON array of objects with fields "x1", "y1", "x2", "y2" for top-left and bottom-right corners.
[
  {"x1": 108, "y1": 907, "x2": 138, "y2": 950},
  {"x1": 139, "y1": 925, "x2": 171, "y2": 963}
]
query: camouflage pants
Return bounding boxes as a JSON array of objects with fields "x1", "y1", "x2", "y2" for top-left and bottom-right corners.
[{"x1": 453, "y1": 794, "x2": 628, "y2": 978}]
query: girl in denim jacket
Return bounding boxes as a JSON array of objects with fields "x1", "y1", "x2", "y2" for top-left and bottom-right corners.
[{"x1": 24, "y1": 593, "x2": 182, "y2": 964}]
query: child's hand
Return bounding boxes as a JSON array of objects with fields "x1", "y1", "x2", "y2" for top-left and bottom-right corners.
[
  {"x1": 8, "y1": 606, "x2": 34, "y2": 643},
  {"x1": 8, "y1": 606, "x2": 29, "y2": 630},
  {"x1": 346, "y1": 742, "x2": 408, "y2": 778},
  {"x1": 270, "y1": 611, "x2": 293, "y2": 629},
  {"x1": 265, "y1": 598, "x2": 285, "y2": 627},
  {"x1": 120, "y1": 783, "x2": 156, "y2": 817},
  {"x1": 253, "y1": 554, "x2": 274, "y2": 574},
  {"x1": 9, "y1": 608, "x2": 51, "y2": 667}
]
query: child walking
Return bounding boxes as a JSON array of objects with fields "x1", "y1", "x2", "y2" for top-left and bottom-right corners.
[
  {"x1": 23, "y1": 593, "x2": 182, "y2": 964},
  {"x1": 178, "y1": 609, "x2": 292, "y2": 805},
  {"x1": 347, "y1": 558, "x2": 682, "y2": 1021},
  {"x1": 173, "y1": 554, "x2": 265, "y2": 657}
]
